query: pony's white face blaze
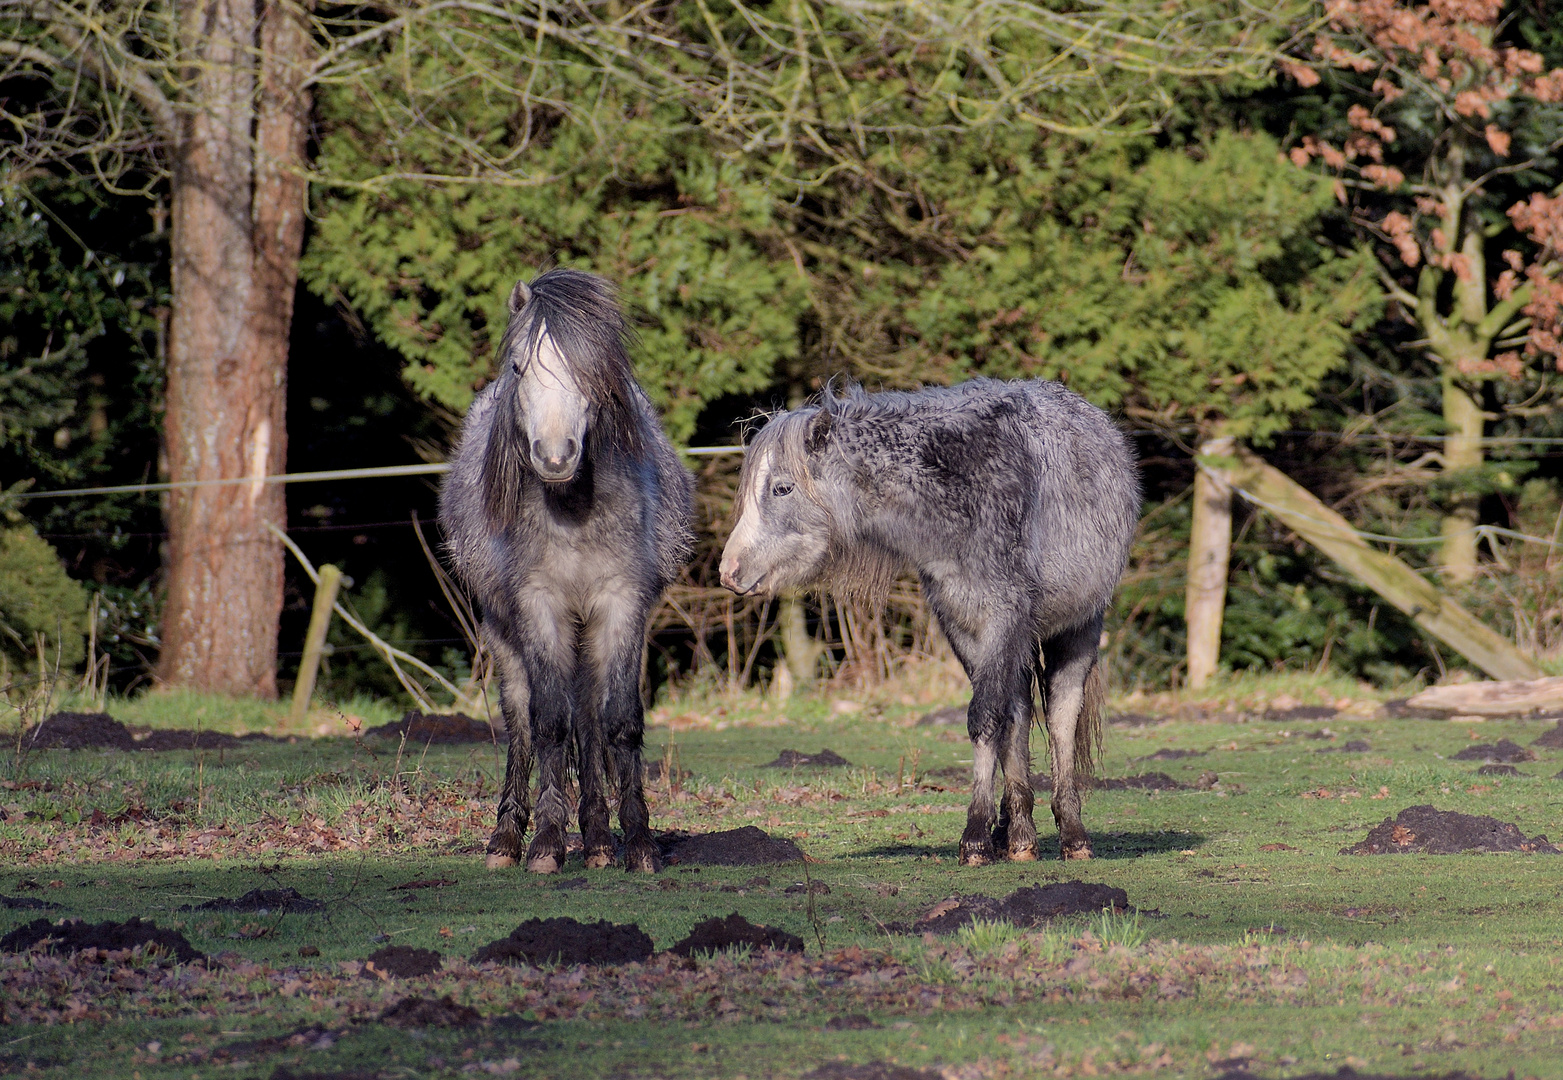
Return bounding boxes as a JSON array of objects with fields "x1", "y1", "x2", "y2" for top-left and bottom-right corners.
[
  {"x1": 719, "y1": 445, "x2": 831, "y2": 596},
  {"x1": 515, "y1": 322, "x2": 590, "y2": 483}
]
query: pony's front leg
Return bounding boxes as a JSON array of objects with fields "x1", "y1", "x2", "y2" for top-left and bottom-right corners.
[
  {"x1": 996, "y1": 696, "x2": 1039, "y2": 862},
  {"x1": 956, "y1": 617, "x2": 1035, "y2": 867},
  {"x1": 513, "y1": 594, "x2": 576, "y2": 875},
  {"x1": 483, "y1": 626, "x2": 533, "y2": 869},
  {"x1": 585, "y1": 589, "x2": 661, "y2": 872},
  {"x1": 1043, "y1": 617, "x2": 1104, "y2": 860}
]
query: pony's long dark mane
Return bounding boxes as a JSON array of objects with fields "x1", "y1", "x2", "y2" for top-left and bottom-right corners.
[{"x1": 481, "y1": 269, "x2": 649, "y2": 517}]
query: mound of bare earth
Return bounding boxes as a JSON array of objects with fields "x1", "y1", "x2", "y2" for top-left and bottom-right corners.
[
  {"x1": 378, "y1": 995, "x2": 480, "y2": 1027},
  {"x1": 1264, "y1": 705, "x2": 1337, "y2": 722},
  {"x1": 24, "y1": 712, "x2": 136, "y2": 750},
  {"x1": 473, "y1": 917, "x2": 653, "y2": 967},
  {"x1": 1134, "y1": 748, "x2": 1205, "y2": 761},
  {"x1": 805, "y1": 1065, "x2": 943, "y2": 1080},
  {"x1": 908, "y1": 881, "x2": 1130, "y2": 934},
  {"x1": 669, "y1": 913, "x2": 805, "y2": 957},
  {"x1": 1030, "y1": 772, "x2": 1188, "y2": 792},
  {"x1": 179, "y1": 888, "x2": 322, "y2": 914},
  {"x1": 659, "y1": 826, "x2": 805, "y2": 866},
  {"x1": 366, "y1": 712, "x2": 501, "y2": 744},
  {"x1": 0, "y1": 895, "x2": 60, "y2": 910},
  {"x1": 23, "y1": 712, "x2": 273, "y2": 752},
  {"x1": 1533, "y1": 721, "x2": 1563, "y2": 748},
  {"x1": 1342, "y1": 805, "x2": 1560, "y2": 855},
  {"x1": 764, "y1": 748, "x2": 853, "y2": 768},
  {"x1": 1451, "y1": 738, "x2": 1536, "y2": 763},
  {"x1": 364, "y1": 946, "x2": 442, "y2": 978},
  {"x1": 917, "y1": 705, "x2": 967, "y2": 727},
  {"x1": 0, "y1": 916, "x2": 205, "y2": 963}
]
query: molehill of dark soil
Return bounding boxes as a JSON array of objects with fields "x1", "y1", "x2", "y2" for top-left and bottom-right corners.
[
  {"x1": 658, "y1": 826, "x2": 805, "y2": 866},
  {"x1": 1533, "y1": 721, "x2": 1563, "y2": 749},
  {"x1": 1342, "y1": 804, "x2": 1560, "y2": 855},
  {"x1": 179, "y1": 887, "x2": 322, "y2": 914},
  {"x1": 1107, "y1": 712, "x2": 1161, "y2": 727},
  {"x1": 1264, "y1": 705, "x2": 1337, "y2": 722},
  {"x1": 23, "y1": 712, "x2": 276, "y2": 752},
  {"x1": 1477, "y1": 764, "x2": 1524, "y2": 776},
  {"x1": 764, "y1": 748, "x2": 852, "y2": 768},
  {"x1": 917, "y1": 705, "x2": 967, "y2": 727},
  {"x1": 1378, "y1": 698, "x2": 1449, "y2": 720},
  {"x1": 473, "y1": 917, "x2": 653, "y2": 967},
  {"x1": 1316, "y1": 739, "x2": 1372, "y2": 754},
  {"x1": 1215, "y1": 1068, "x2": 1486, "y2": 1080},
  {"x1": 908, "y1": 881, "x2": 1130, "y2": 934},
  {"x1": 366, "y1": 712, "x2": 501, "y2": 744},
  {"x1": 805, "y1": 1064, "x2": 943, "y2": 1080},
  {"x1": 214, "y1": 1024, "x2": 340, "y2": 1061},
  {"x1": 0, "y1": 895, "x2": 60, "y2": 911},
  {"x1": 0, "y1": 916, "x2": 205, "y2": 963},
  {"x1": 379, "y1": 995, "x2": 481, "y2": 1028},
  {"x1": 1133, "y1": 748, "x2": 1205, "y2": 762},
  {"x1": 668, "y1": 913, "x2": 805, "y2": 956},
  {"x1": 1452, "y1": 738, "x2": 1536, "y2": 763},
  {"x1": 365, "y1": 945, "x2": 442, "y2": 978},
  {"x1": 1030, "y1": 772, "x2": 1190, "y2": 792}
]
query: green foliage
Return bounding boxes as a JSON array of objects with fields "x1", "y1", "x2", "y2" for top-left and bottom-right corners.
[
  {"x1": 0, "y1": 524, "x2": 87, "y2": 670},
  {"x1": 812, "y1": 130, "x2": 1382, "y2": 442},
  {"x1": 305, "y1": 78, "x2": 806, "y2": 442},
  {"x1": 0, "y1": 178, "x2": 163, "y2": 486}
]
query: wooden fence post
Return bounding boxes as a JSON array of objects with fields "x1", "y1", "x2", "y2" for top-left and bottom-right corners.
[
  {"x1": 1202, "y1": 447, "x2": 1541, "y2": 682},
  {"x1": 289, "y1": 563, "x2": 343, "y2": 727}
]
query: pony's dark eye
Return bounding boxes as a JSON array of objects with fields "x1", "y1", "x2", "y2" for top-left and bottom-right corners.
[{"x1": 771, "y1": 481, "x2": 794, "y2": 498}]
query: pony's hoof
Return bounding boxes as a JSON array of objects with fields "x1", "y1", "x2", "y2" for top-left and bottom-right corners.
[
  {"x1": 486, "y1": 853, "x2": 518, "y2": 870},
  {"x1": 526, "y1": 854, "x2": 561, "y2": 874},
  {"x1": 1061, "y1": 842, "x2": 1094, "y2": 861},
  {"x1": 958, "y1": 842, "x2": 996, "y2": 867},
  {"x1": 583, "y1": 852, "x2": 614, "y2": 870},
  {"x1": 624, "y1": 841, "x2": 663, "y2": 873},
  {"x1": 1007, "y1": 845, "x2": 1039, "y2": 862}
]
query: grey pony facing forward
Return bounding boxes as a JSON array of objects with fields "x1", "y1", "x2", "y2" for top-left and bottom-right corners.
[
  {"x1": 720, "y1": 379, "x2": 1138, "y2": 862},
  {"x1": 440, "y1": 268, "x2": 694, "y2": 873}
]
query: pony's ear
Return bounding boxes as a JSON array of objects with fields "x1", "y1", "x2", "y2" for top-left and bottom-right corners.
[
  {"x1": 508, "y1": 280, "x2": 532, "y2": 314},
  {"x1": 806, "y1": 407, "x2": 832, "y2": 453}
]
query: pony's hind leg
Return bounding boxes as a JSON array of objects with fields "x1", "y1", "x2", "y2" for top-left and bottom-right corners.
[
  {"x1": 995, "y1": 698, "x2": 1039, "y2": 861},
  {"x1": 483, "y1": 629, "x2": 533, "y2": 869},
  {"x1": 1042, "y1": 615, "x2": 1105, "y2": 860}
]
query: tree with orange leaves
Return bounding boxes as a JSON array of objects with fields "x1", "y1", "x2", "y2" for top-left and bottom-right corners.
[{"x1": 1284, "y1": 0, "x2": 1563, "y2": 585}]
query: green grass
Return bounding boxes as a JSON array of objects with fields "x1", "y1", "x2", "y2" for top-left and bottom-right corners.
[{"x1": 3, "y1": 676, "x2": 1563, "y2": 1077}]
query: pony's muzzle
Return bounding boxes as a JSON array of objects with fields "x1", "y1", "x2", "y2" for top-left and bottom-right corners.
[
  {"x1": 719, "y1": 554, "x2": 757, "y2": 595},
  {"x1": 532, "y1": 438, "x2": 580, "y2": 482}
]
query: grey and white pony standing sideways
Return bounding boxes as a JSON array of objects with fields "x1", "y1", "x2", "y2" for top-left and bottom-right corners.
[
  {"x1": 720, "y1": 379, "x2": 1138, "y2": 862},
  {"x1": 440, "y1": 268, "x2": 694, "y2": 873}
]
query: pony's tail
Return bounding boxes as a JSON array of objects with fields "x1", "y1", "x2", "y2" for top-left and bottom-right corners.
[{"x1": 1074, "y1": 659, "x2": 1105, "y2": 785}]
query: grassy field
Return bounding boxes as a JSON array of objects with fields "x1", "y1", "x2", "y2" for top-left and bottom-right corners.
[{"x1": 3, "y1": 671, "x2": 1563, "y2": 1078}]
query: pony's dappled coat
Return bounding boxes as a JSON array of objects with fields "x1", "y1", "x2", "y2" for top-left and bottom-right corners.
[{"x1": 722, "y1": 378, "x2": 1139, "y2": 863}]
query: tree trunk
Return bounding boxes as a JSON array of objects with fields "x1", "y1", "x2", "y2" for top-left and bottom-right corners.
[
  {"x1": 774, "y1": 589, "x2": 821, "y2": 697},
  {"x1": 1185, "y1": 436, "x2": 1235, "y2": 689},
  {"x1": 157, "y1": 0, "x2": 311, "y2": 696},
  {"x1": 1438, "y1": 371, "x2": 1484, "y2": 586}
]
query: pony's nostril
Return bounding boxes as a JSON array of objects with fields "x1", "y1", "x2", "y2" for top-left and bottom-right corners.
[
  {"x1": 563, "y1": 439, "x2": 578, "y2": 459},
  {"x1": 532, "y1": 439, "x2": 546, "y2": 460}
]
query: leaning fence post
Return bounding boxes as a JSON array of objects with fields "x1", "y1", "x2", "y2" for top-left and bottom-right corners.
[{"x1": 289, "y1": 563, "x2": 343, "y2": 727}]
